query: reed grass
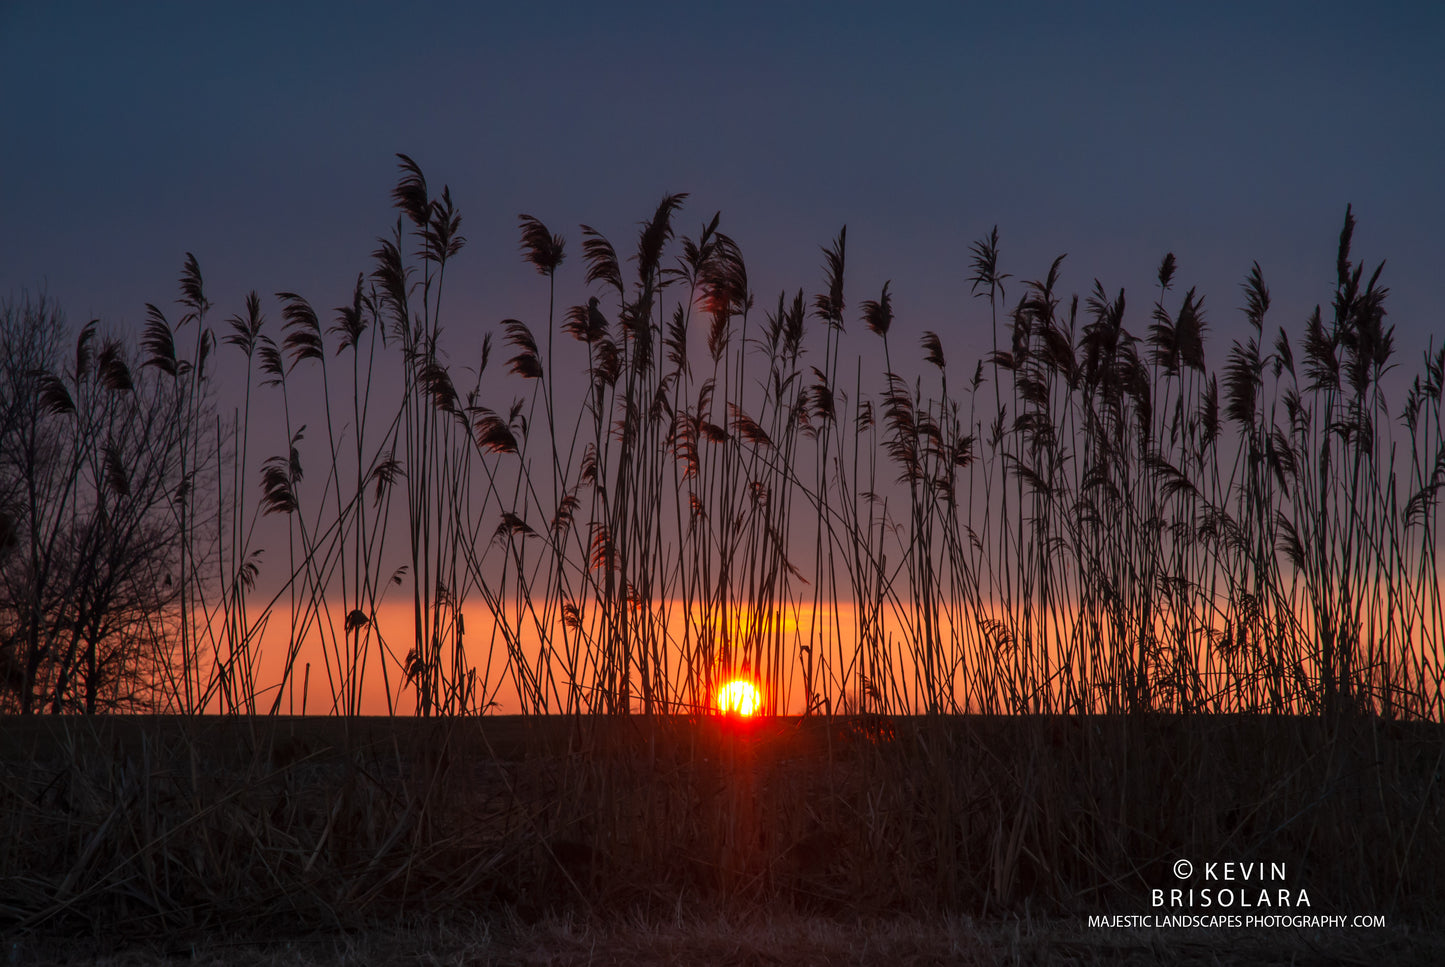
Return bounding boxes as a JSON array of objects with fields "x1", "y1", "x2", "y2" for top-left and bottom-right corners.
[
  {"x1": 7, "y1": 160, "x2": 1438, "y2": 720},
  {"x1": 1, "y1": 159, "x2": 1442, "y2": 944}
]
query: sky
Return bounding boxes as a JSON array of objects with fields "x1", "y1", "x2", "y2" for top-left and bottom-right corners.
[
  {"x1": 4, "y1": 0, "x2": 1444, "y2": 369},
  {"x1": 4, "y1": 1, "x2": 1444, "y2": 714}
]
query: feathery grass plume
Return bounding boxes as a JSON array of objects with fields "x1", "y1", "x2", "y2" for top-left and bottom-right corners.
[
  {"x1": 256, "y1": 336, "x2": 284, "y2": 386},
  {"x1": 1341, "y1": 263, "x2": 1393, "y2": 401},
  {"x1": 564, "y1": 296, "x2": 610, "y2": 344},
  {"x1": 593, "y1": 337, "x2": 621, "y2": 389},
  {"x1": 813, "y1": 227, "x2": 847, "y2": 327},
  {"x1": 728, "y1": 402, "x2": 773, "y2": 449},
  {"x1": 780, "y1": 289, "x2": 806, "y2": 357},
  {"x1": 665, "y1": 303, "x2": 690, "y2": 374},
  {"x1": 580, "y1": 224, "x2": 624, "y2": 297},
  {"x1": 700, "y1": 233, "x2": 749, "y2": 350},
  {"x1": 72, "y1": 318, "x2": 97, "y2": 381},
  {"x1": 1273, "y1": 326, "x2": 1294, "y2": 379},
  {"x1": 1157, "y1": 250, "x2": 1177, "y2": 291},
  {"x1": 969, "y1": 226, "x2": 1009, "y2": 304},
  {"x1": 518, "y1": 214, "x2": 565, "y2": 276},
  {"x1": 678, "y1": 211, "x2": 722, "y2": 288},
  {"x1": 177, "y1": 252, "x2": 209, "y2": 322},
  {"x1": 141, "y1": 304, "x2": 178, "y2": 376},
  {"x1": 371, "y1": 228, "x2": 412, "y2": 340},
  {"x1": 419, "y1": 358, "x2": 462, "y2": 419},
  {"x1": 392, "y1": 152, "x2": 431, "y2": 229},
  {"x1": 224, "y1": 291, "x2": 265, "y2": 357},
  {"x1": 259, "y1": 455, "x2": 299, "y2": 516},
  {"x1": 94, "y1": 338, "x2": 133, "y2": 392},
  {"x1": 35, "y1": 371, "x2": 74, "y2": 416},
  {"x1": 551, "y1": 491, "x2": 580, "y2": 538},
  {"x1": 1223, "y1": 335, "x2": 1262, "y2": 428},
  {"x1": 503, "y1": 319, "x2": 543, "y2": 379},
  {"x1": 426, "y1": 185, "x2": 466, "y2": 263},
  {"x1": 473, "y1": 407, "x2": 519, "y2": 454},
  {"x1": 370, "y1": 455, "x2": 403, "y2": 504},
  {"x1": 669, "y1": 409, "x2": 700, "y2": 478},
  {"x1": 1336, "y1": 202, "x2": 1356, "y2": 286},
  {"x1": 699, "y1": 419, "x2": 729, "y2": 443},
  {"x1": 861, "y1": 281, "x2": 893, "y2": 338},
  {"x1": 882, "y1": 374, "x2": 921, "y2": 485},
  {"x1": 922, "y1": 331, "x2": 945, "y2": 370},
  {"x1": 276, "y1": 292, "x2": 325, "y2": 371},
  {"x1": 493, "y1": 511, "x2": 536, "y2": 544},
  {"x1": 1198, "y1": 375, "x2": 1220, "y2": 450},
  {"x1": 1242, "y1": 261, "x2": 1270, "y2": 332},
  {"x1": 620, "y1": 298, "x2": 655, "y2": 374},
  {"x1": 1302, "y1": 306, "x2": 1340, "y2": 391},
  {"x1": 1163, "y1": 287, "x2": 1207, "y2": 374},
  {"x1": 589, "y1": 522, "x2": 616, "y2": 573},
  {"x1": 328, "y1": 274, "x2": 369, "y2": 352},
  {"x1": 806, "y1": 367, "x2": 835, "y2": 425},
  {"x1": 1403, "y1": 449, "x2": 1445, "y2": 527},
  {"x1": 636, "y1": 193, "x2": 687, "y2": 286}
]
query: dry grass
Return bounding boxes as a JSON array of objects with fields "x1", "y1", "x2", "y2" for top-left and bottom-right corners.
[
  {"x1": 7, "y1": 163, "x2": 1441, "y2": 722},
  {"x1": 10, "y1": 911, "x2": 1445, "y2": 967},
  {"x1": 3, "y1": 159, "x2": 1443, "y2": 965},
  {"x1": 1, "y1": 715, "x2": 1440, "y2": 946}
]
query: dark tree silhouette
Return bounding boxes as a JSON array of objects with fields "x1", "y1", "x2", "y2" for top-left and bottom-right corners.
[{"x1": 0, "y1": 296, "x2": 185, "y2": 713}]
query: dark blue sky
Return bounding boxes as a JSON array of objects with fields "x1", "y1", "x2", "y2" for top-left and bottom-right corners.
[{"x1": 4, "y1": 1, "x2": 1443, "y2": 368}]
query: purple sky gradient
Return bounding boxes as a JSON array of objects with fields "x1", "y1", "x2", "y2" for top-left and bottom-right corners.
[{"x1": 4, "y1": 1, "x2": 1442, "y2": 371}]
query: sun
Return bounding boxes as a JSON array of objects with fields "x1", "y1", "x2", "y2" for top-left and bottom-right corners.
[{"x1": 717, "y1": 679, "x2": 761, "y2": 716}]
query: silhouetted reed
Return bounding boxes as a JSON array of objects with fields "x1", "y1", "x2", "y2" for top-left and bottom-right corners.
[
  {"x1": 5, "y1": 162, "x2": 1444, "y2": 939},
  {"x1": 5, "y1": 161, "x2": 1441, "y2": 721}
]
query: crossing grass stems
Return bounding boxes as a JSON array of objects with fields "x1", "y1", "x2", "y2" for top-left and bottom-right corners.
[{"x1": 1, "y1": 159, "x2": 1442, "y2": 937}]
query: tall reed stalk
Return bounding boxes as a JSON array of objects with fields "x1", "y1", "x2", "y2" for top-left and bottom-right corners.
[{"x1": 6, "y1": 161, "x2": 1440, "y2": 723}]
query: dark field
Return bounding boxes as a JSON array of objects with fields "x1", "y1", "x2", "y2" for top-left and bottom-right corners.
[{"x1": 2, "y1": 714, "x2": 1441, "y2": 963}]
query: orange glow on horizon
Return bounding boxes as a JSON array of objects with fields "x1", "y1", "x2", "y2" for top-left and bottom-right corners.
[{"x1": 717, "y1": 679, "x2": 761, "y2": 716}]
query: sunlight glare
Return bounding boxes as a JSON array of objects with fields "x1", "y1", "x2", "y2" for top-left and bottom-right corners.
[{"x1": 717, "y1": 679, "x2": 761, "y2": 716}]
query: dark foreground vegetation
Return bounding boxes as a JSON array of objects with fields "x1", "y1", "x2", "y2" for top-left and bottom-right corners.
[
  {"x1": 1, "y1": 715, "x2": 1441, "y2": 948},
  {"x1": 2, "y1": 159, "x2": 1443, "y2": 960}
]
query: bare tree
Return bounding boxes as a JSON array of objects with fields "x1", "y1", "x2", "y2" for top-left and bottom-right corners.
[{"x1": 0, "y1": 295, "x2": 185, "y2": 713}]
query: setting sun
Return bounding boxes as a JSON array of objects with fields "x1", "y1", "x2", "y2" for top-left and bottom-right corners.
[{"x1": 717, "y1": 679, "x2": 761, "y2": 716}]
